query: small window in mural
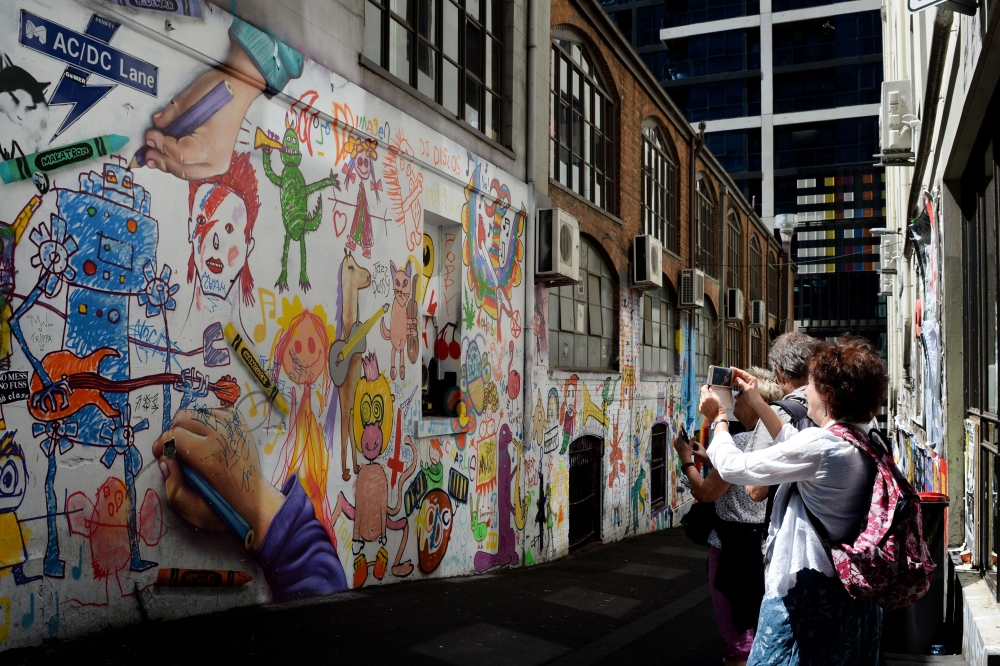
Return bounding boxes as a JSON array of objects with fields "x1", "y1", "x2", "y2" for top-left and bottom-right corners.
[
  {"x1": 421, "y1": 220, "x2": 463, "y2": 416},
  {"x1": 549, "y1": 237, "x2": 615, "y2": 369}
]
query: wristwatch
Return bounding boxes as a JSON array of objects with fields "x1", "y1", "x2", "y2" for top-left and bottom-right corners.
[
  {"x1": 681, "y1": 462, "x2": 697, "y2": 472},
  {"x1": 710, "y1": 418, "x2": 728, "y2": 429}
]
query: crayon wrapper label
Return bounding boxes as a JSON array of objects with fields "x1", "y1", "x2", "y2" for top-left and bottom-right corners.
[
  {"x1": 179, "y1": 570, "x2": 222, "y2": 586},
  {"x1": 239, "y1": 347, "x2": 271, "y2": 389}
]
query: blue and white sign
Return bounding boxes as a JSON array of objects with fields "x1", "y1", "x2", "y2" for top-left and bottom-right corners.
[{"x1": 20, "y1": 11, "x2": 158, "y2": 94}]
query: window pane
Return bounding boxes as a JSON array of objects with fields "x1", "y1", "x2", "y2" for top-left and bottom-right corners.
[
  {"x1": 418, "y1": 41, "x2": 435, "y2": 97},
  {"x1": 466, "y1": 76, "x2": 481, "y2": 128},
  {"x1": 389, "y1": 20, "x2": 413, "y2": 82},
  {"x1": 559, "y1": 333, "x2": 573, "y2": 366},
  {"x1": 602, "y1": 307, "x2": 612, "y2": 341},
  {"x1": 466, "y1": 22, "x2": 482, "y2": 76},
  {"x1": 589, "y1": 304, "x2": 603, "y2": 336},
  {"x1": 363, "y1": 2, "x2": 383, "y2": 65},
  {"x1": 391, "y1": 0, "x2": 408, "y2": 20},
  {"x1": 490, "y1": 0, "x2": 502, "y2": 35},
  {"x1": 486, "y1": 93, "x2": 500, "y2": 141},
  {"x1": 419, "y1": 0, "x2": 435, "y2": 41},
  {"x1": 443, "y1": 2, "x2": 460, "y2": 60},
  {"x1": 588, "y1": 275, "x2": 600, "y2": 305},
  {"x1": 467, "y1": 0, "x2": 480, "y2": 21},
  {"x1": 575, "y1": 335, "x2": 588, "y2": 367},
  {"x1": 442, "y1": 60, "x2": 459, "y2": 114},
  {"x1": 587, "y1": 336, "x2": 601, "y2": 368},
  {"x1": 560, "y1": 297, "x2": 574, "y2": 331},
  {"x1": 576, "y1": 302, "x2": 586, "y2": 334},
  {"x1": 490, "y1": 38, "x2": 502, "y2": 92}
]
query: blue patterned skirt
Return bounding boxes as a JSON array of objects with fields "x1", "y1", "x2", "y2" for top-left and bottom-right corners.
[{"x1": 748, "y1": 569, "x2": 882, "y2": 665}]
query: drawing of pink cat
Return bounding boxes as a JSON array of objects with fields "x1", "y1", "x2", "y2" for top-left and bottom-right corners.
[{"x1": 380, "y1": 260, "x2": 417, "y2": 380}]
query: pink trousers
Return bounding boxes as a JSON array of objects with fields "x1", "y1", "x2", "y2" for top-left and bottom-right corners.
[{"x1": 708, "y1": 545, "x2": 755, "y2": 661}]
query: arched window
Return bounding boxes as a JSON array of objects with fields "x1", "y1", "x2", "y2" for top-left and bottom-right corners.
[
  {"x1": 726, "y1": 210, "x2": 741, "y2": 289},
  {"x1": 695, "y1": 175, "x2": 718, "y2": 278},
  {"x1": 641, "y1": 280, "x2": 676, "y2": 375},
  {"x1": 550, "y1": 32, "x2": 615, "y2": 212},
  {"x1": 749, "y1": 237, "x2": 764, "y2": 367},
  {"x1": 549, "y1": 237, "x2": 615, "y2": 369},
  {"x1": 642, "y1": 121, "x2": 678, "y2": 253},
  {"x1": 696, "y1": 299, "x2": 717, "y2": 377}
]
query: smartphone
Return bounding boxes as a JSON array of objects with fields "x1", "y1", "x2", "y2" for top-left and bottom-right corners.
[
  {"x1": 708, "y1": 365, "x2": 733, "y2": 388},
  {"x1": 706, "y1": 365, "x2": 735, "y2": 415},
  {"x1": 678, "y1": 424, "x2": 688, "y2": 441}
]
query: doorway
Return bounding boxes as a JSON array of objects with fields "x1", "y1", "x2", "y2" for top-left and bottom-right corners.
[{"x1": 568, "y1": 436, "x2": 602, "y2": 551}]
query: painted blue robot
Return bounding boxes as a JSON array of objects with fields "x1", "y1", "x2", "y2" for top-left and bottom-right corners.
[{"x1": 11, "y1": 161, "x2": 165, "y2": 577}]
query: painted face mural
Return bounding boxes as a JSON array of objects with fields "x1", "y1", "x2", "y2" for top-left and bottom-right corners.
[{"x1": 187, "y1": 151, "x2": 260, "y2": 307}]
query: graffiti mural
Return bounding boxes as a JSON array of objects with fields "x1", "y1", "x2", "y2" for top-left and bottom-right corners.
[{"x1": 0, "y1": 0, "x2": 528, "y2": 651}]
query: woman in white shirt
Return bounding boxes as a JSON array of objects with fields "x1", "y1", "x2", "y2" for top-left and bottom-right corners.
[{"x1": 697, "y1": 336, "x2": 886, "y2": 665}]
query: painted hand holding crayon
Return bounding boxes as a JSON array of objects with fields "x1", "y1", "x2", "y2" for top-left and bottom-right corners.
[
  {"x1": 140, "y1": 43, "x2": 265, "y2": 180},
  {"x1": 152, "y1": 408, "x2": 285, "y2": 550}
]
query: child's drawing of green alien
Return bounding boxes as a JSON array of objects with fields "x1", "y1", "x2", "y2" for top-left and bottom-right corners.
[{"x1": 261, "y1": 128, "x2": 340, "y2": 292}]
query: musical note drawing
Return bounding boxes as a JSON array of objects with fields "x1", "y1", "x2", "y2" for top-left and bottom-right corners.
[
  {"x1": 244, "y1": 383, "x2": 259, "y2": 418},
  {"x1": 253, "y1": 288, "x2": 278, "y2": 343},
  {"x1": 47, "y1": 593, "x2": 58, "y2": 635},
  {"x1": 20, "y1": 593, "x2": 34, "y2": 629},
  {"x1": 71, "y1": 544, "x2": 82, "y2": 580},
  {"x1": 0, "y1": 597, "x2": 9, "y2": 643}
]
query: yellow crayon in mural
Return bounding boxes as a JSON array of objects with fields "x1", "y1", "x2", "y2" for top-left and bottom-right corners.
[{"x1": 223, "y1": 323, "x2": 290, "y2": 415}]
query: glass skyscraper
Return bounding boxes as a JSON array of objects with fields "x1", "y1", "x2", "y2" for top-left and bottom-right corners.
[{"x1": 603, "y1": 0, "x2": 887, "y2": 348}]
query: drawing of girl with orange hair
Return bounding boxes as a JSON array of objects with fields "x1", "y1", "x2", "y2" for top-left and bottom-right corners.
[{"x1": 269, "y1": 297, "x2": 337, "y2": 542}]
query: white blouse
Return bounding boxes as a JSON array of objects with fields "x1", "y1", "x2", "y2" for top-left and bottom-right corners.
[{"x1": 707, "y1": 421, "x2": 875, "y2": 599}]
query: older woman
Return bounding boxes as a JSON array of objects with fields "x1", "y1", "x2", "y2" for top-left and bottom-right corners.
[
  {"x1": 699, "y1": 335, "x2": 887, "y2": 665},
  {"x1": 675, "y1": 367, "x2": 783, "y2": 666}
]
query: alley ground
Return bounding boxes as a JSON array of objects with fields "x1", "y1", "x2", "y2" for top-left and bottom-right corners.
[{"x1": 4, "y1": 528, "x2": 964, "y2": 665}]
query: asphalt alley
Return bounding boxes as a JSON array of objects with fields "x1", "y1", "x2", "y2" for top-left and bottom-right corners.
[{"x1": 5, "y1": 528, "x2": 723, "y2": 665}]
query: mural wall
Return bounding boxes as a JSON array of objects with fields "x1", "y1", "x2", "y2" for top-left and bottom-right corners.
[
  {"x1": 890, "y1": 191, "x2": 947, "y2": 499},
  {"x1": 525, "y1": 279, "x2": 704, "y2": 563},
  {"x1": 0, "y1": 0, "x2": 529, "y2": 649}
]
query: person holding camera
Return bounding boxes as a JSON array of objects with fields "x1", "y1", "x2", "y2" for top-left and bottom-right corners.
[
  {"x1": 745, "y1": 332, "x2": 819, "y2": 502},
  {"x1": 698, "y1": 336, "x2": 886, "y2": 664},
  {"x1": 675, "y1": 367, "x2": 782, "y2": 666}
]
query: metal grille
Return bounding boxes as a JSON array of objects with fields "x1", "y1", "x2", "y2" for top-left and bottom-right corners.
[{"x1": 568, "y1": 436, "x2": 602, "y2": 550}]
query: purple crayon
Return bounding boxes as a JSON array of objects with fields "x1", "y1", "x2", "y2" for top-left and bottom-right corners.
[
  {"x1": 130, "y1": 80, "x2": 234, "y2": 168},
  {"x1": 104, "y1": 0, "x2": 204, "y2": 17}
]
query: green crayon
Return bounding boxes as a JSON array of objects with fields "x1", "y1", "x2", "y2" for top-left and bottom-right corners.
[{"x1": 0, "y1": 134, "x2": 130, "y2": 185}]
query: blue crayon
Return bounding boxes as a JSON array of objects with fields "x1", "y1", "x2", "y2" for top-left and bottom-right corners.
[
  {"x1": 163, "y1": 439, "x2": 255, "y2": 550},
  {"x1": 130, "y1": 80, "x2": 233, "y2": 168}
]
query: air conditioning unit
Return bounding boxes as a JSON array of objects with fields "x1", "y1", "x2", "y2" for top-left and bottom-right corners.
[
  {"x1": 536, "y1": 208, "x2": 580, "y2": 285},
  {"x1": 726, "y1": 288, "x2": 745, "y2": 321},
  {"x1": 632, "y1": 235, "x2": 663, "y2": 290},
  {"x1": 678, "y1": 269, "x2": 705, "y2": 308},
  {"x1": 749, "y1": 300, "x2": 766, "y2": 327},
  {"x1": 879, "y1": 272, "x2": 893, "y2": 295},
  {"x1": 879, "y1": 236, "x2": 897, "y2": 274}
]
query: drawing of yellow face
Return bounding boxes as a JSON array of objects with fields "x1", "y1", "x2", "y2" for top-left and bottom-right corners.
[{"x1": 353, "y1": 353, "x2": 394, "y2": 461}]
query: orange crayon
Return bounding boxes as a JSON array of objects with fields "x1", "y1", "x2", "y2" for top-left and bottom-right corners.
[{"x1": 155, "y1": 568, "x2": 252, "y2": 588}]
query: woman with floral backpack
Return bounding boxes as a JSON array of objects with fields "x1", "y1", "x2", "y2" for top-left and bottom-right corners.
[{"x1": 696, "y1": 335, "x2": 931, "y2": 665}]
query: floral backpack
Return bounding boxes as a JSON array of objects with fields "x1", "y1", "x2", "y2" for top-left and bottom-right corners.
[{"x1": 797, "y1": 424, "x2": 935, "y2": 610}]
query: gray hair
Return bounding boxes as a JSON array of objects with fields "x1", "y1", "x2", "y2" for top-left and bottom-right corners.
[
  {"x1": 746, "y1": 366, "x2": 783, "y2": 403},
  {"x1": 768, "y1": 332, "x2": 819, "y2": 381}
]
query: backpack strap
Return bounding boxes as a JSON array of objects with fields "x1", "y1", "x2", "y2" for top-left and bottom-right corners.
[{"x1": 770, "y1": 399, "x2": 808, "y2": 424}]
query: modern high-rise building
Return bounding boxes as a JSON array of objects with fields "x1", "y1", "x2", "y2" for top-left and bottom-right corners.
[{"x1": 601, "y1": 0, "x2": 887, "y2": 349}]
